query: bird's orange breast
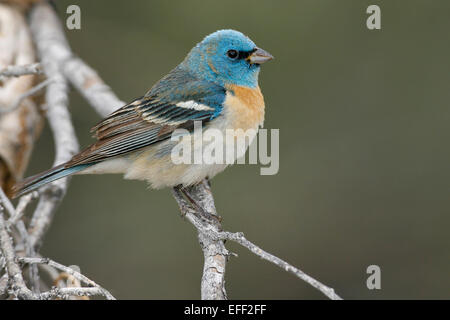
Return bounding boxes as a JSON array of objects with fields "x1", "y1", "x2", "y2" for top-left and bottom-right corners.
[{"x1": 224, "y1": 84, "x2": 265, "y2": 130}]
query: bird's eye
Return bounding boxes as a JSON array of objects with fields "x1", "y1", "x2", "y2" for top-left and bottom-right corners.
[{"x1": 227, "y1": 49, "x2": 238, "y2": 59}]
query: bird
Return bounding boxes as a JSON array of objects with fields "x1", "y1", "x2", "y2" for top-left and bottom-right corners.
[{"x1": 12, "y1": 29, "x2": 273, "y2": 199}]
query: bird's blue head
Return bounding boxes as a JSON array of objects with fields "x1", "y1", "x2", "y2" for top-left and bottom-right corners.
[{"x1": 182, "y1": 30, "x2": 273, "y2": 88}]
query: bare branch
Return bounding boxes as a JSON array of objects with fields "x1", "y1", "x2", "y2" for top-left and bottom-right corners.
[
  {"x1": 0, "y1": 78, "x2": 52, "y2": 114},
  {"x1": 173, "y1": 180, "x2": 343, "y2": 300},
  {"x1": 219, "y1": 231, "x2": 342, "y2": 300},
  {"x1": 0, "y1": 63, "x2": 42, "y2": 81},
  {"x1": 40, "y1": 287, "x2": 107, "y2": 300},
  {"x1": 0, "y1": 206, "x2": 36, "y2": 299},
  {"x1": 0, "y1": 186, "x2": 15, "y2": 219},
  {"x1": 18, "y1": 257, "x2": 115, "y2": 300},
  {"x1": 172, "y1": 181, "x2": 228, "y2": 300},
  {"x1": 0, "y1": 273, "x2": 7, "y2": 296},
  {"x1": 0, "y1": 186, "x2": 40, "y2": 293},
  {"x1": 6, "y1": 191, "x2": 38, "y2": 226}
]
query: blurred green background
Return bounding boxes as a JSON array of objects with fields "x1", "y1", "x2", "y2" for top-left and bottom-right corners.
[{"x1": 26, "y1": 0, "x2": 450, "y2": 299}]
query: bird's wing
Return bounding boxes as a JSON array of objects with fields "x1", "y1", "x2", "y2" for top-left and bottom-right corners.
[{"x1": 65, "y1": 69, "x2": 225, "y2": 167}]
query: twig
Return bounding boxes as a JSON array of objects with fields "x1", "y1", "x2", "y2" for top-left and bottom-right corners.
[
  {"x1": 220, "y1": 231, "x2": 342, "y2": 300},
  {"x1": 0, "y1": 187, "x2": 40, "y2": 293},
  {"x1": 0, "y1": 273, "x2": 7, "y2": 296},
  {"x1": 7, "y1": 191, "x2": 39, "y2": 226},
  {"x1": 0, "y1": 78, "x2": 53, "y2": 114},
  {"x1": 172, "y1": 180, "x2": 343, "y2": 300},
  {"x1": 0, "y1": 186, "x2": 15, "y2": 219},
  {"x1": 0, "y1": 63, "x2": 42, "y2": 81},
  {"x1": 40, "y1": 287, "x2": 107, "y2": 300},
  {"x1": 15, "y1": 220, "x2": 40, "y2": 293},
  {"x1": 0, "y1": 206, "x2": 36, "y2": 299},
  {"x1": 18, "y1": 257, "x2": 115, "y2": 300}
]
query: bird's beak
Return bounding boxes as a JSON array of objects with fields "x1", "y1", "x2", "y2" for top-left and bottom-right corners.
[{"x1": 248, "y1": 47, "x2": 274, "y2": 64}]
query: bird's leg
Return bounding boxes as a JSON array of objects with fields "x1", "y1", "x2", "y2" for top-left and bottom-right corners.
[
  {"x1": 172, "y1": 185, "x2": 188, "y2": 218},
  {"x1": 173, "y1": 184, "x2": 209, "y2": 219},
  {"x1": 200, "y1": 178, "x2": 223, "y2": 223},
  {"x1": 184, "y1": 185, "x2": 223, "y2": 224},
  {"x1": 180, "y1": 186, "x2": 210, "y2": 220},
  {"x1": 173, "y1": 182, "x2": 222, "y2": 224}
]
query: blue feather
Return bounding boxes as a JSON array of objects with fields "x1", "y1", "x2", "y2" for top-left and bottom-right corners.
[
  {"x1": 13, "y1": 163, "x2": 93, "y2": 198},
  {"x1": 182, "y1": 29, "x2": 261, "y2": 88}
]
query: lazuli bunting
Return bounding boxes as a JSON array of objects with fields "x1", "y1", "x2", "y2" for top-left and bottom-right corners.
[{"x1": 12, "y1": 29, "x2": 273, "y2": 197}]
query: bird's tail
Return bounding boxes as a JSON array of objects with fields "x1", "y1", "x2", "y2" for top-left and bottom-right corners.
[{"x1": 11, "y1": 163, "x2": 93, "y2": 199}]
